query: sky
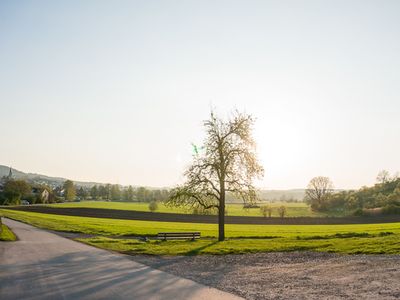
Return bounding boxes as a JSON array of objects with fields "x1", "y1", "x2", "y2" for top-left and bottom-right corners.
[{"x1": 1, "y1": 0, "x2": 399, "y2": 189}]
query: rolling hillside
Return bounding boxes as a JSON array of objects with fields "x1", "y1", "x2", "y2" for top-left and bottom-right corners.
[{"x1": 0, "y1": 164, "x2": 306, "y2": 199}]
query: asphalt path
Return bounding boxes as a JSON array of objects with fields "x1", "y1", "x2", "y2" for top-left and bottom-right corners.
[{"x1": 0, "y1": 218, "x2": 242, "y2": 300}]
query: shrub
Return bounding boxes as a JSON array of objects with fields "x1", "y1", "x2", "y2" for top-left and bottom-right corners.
[
  {"x1": 148, "y1": 201, "x2": 158, "y2": 212},
  {"x1": 353, "y1": 208, "x2": 364, "y2": 216}
]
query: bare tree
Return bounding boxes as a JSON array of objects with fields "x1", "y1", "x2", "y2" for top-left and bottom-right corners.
[
  {"x1": 166, "y1": 111, "x2": 264, "y2": 241},
  {"x1": 260, "y1": 205, "x2": 273, "y2": 218},
  {"x1": 305, "y1": 176, "x2": 334, "y2": 211},
  {"x1": 277, "y1": 205, "x2": 287, "y2": 218},
  {"x1": 376, "y1": 170, "x2": 390, "y2": 184}
]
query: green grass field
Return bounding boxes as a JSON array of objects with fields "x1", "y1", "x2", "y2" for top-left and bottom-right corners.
[
  {"x1": 1, "y1": 209, "x2": 399, "y2": 255},
  {"x1": 0, "y1": 223, "x2": 17, "y2": 241},
  {"x1": 46, "y1": 201, "x2": 341, "y2": 217}
]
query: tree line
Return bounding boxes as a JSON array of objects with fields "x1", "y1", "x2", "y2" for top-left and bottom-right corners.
[
  {"x1": 305, "y1": 171, "x2": 400, "y2": 215},
  {"x1": 0, "y1": 177, "x2": 170, "y2": 205},
  {"x1": 87, "y1": 184, "x2": 170, "y2": 202}
]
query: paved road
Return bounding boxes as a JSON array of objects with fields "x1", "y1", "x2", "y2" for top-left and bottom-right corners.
[{"x1": 0, "y1": 219, "x2": 242, "y2": 300}]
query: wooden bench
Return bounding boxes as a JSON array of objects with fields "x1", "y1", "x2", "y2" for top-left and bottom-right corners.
[{"x1": 157, "y1": 232, "x2": 200, "y2": 241}]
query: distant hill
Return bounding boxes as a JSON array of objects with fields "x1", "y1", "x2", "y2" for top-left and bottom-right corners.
[
  {"x1": 0, "y1": 164, "x2": 306, "y2": 199},
  {"x1": 0, "y1": 165, "x2": 100, "y2": 188}
]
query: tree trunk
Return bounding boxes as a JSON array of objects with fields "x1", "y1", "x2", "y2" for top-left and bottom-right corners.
[{"x1": 218, "y1": 189, "x2": 225, "y2": 241}]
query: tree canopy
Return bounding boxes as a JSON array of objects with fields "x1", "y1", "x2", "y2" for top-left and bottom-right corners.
[
  {"x1": 2, "y1": 179, "x2": 31, "y2": 205},
  {"x1": 63, "y1": 180, "x2": 76, "y2": 201}
]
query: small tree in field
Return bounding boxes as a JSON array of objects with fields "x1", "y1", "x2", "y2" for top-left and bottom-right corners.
[
  {"x1": 166, "y1": 111, "x2": 264, "y2": 241},
  {"x1": 277, "y1": 205, "x2": 286, "y2": 218},
  {"x1": 260, "y1": 205, "x2": 273, "y2": 217},
  {"x1": 149, "y1": 201, "x2": 158, "y2": 212}
]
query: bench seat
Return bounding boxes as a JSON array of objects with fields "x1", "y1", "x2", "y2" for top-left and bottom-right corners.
[{"x1": 157, "y1": 232, "x2": 200, "y2": 241}]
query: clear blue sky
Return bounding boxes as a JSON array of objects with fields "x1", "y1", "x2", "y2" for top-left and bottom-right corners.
[{"x1": 1, "y1": 0, "x2": 399, "y2": 189}]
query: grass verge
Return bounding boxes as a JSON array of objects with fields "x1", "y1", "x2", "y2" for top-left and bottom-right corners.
[{"x1": 0, "y1": 223, "x2": 17, "y2": 241}]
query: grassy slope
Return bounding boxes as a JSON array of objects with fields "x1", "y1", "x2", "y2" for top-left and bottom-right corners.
[
  {"x1": 47, "y1": 201, "x2": 338, "y2": 217},
  {"x1": 1, "y1": 209, "x2": 400, "y2": 255},
  {"x1": 0, "y1": 224, "x2": 17, "y2": 241}
]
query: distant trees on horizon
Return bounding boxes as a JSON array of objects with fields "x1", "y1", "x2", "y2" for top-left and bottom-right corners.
[
  {"x1": 84, "y1": 183, "x2": 170, "y2": 203},
  {"x1": 305, "y1": 171, "x2": 400, "y2": 215},
  {"x1": 0, "y1": 175, "x2": 170, "y2": 205}
]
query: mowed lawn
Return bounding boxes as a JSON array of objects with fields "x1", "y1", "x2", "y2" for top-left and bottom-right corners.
[
  {"x1": 1, "y1": 209, "x2": 400, "y2": 255},
  {"x1": 47, "y1": 201, "x2": 335, "y2": 217}
]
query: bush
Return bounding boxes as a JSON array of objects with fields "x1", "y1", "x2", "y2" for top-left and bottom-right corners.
[
  {"x1": 353, "y1": 208, "x2": 365, "y2": 216},
  {"x1": 148, "y1": 201, "x2": 158, "y2": 212}
]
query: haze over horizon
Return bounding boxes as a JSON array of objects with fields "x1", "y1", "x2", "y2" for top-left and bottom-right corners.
[{"x1": 1, "y1": 1, "x2": 400, "y2": 190}]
